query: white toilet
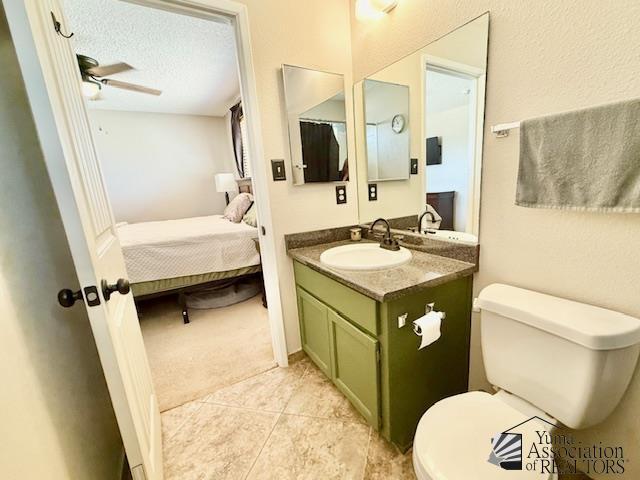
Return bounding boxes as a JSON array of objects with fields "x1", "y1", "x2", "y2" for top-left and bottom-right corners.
[{"x1": 413, "y1": 283, "x2": 640, "y2": 480}]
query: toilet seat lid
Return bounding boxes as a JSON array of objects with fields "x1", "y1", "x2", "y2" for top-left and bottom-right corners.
[{"x1": 414, "y1": 392, "x2": 557, "y2": 480}]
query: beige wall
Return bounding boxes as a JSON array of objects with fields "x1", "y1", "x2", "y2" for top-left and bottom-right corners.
[
  {"x1": 238, "y1": 0, "x2": 357, "y2": 352},
  {"x1": 89, "y1": 110, "x2": 236, "y2": 223},
  {"x1": 0, "y1": 6, "x2": 123, "y2": 480},
  {"x1": 350, "y1": 1, "x2": 640, "y2": 477}
]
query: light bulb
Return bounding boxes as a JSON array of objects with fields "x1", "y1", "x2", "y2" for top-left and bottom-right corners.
[
  {"x1": 81, "y1": 80, "x2": 100, "y2": 99},
  {"x1": 355, "y1": 0, "x2": 398, "y2": 21}
]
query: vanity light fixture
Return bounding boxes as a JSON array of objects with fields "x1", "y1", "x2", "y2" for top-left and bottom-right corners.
[{"x1": 355, "y1": 0, "x2": 398, "y2": 22}]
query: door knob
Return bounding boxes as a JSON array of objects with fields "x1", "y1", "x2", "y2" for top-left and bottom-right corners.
[
  {"x1": 101, "y1": 278, "x2": 130, "y2": 301},
  {"x1": 58, "y1": 288, "x2": 83, "y2": 308}
]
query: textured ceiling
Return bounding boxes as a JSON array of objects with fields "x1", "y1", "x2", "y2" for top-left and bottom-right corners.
[{"x1": 62, "y1": 0, "x2": 240, "y2": 116}]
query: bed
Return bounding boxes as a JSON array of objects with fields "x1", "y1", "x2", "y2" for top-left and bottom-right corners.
[{"x1": 117, "y1": 214, "x2": 262, "y2": 322}]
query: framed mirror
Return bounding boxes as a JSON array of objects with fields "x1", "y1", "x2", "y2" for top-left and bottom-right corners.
[
  {"x1": 354, "y1": 13, "x2": 489, "y2": 243},
  {"x1": 282, "y1": 65, "x2": 349, "y2": 185}
]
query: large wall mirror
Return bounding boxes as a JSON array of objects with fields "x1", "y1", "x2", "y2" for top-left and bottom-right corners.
[
  {"x1": 354, "y1": 13, "x2": 489, "y2": 243},
  {"x1": 282, "y1": 65, "x2": 349, "y2": 185}
]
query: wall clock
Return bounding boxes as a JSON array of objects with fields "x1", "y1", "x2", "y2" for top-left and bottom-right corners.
[{"x1": 392, "y1": 114, "x2": 405, "y2": 133}]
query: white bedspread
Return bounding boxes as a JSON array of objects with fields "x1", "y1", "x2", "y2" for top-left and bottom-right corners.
[{"x1": 117, "y1": 215, "x2": 260, "y2": 283}]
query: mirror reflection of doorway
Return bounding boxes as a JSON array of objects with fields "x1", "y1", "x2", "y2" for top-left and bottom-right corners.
[{"x1": 425, "y1": 66, "x2": 478, "y2": 233}]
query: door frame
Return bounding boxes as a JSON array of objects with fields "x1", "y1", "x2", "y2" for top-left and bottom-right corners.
[
  {"x1": 123, "y1": 0, "x2": 288, "y2": 367},
  {"x1": 422, "y1": 54, "x2": 486, "y2": 236},
  {"x1": 5, "y1": 0, "x2": 289, "y2": 368}
]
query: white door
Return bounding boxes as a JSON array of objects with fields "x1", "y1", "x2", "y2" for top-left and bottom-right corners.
[{"x1": 3, "y1": 1, "x2": 162, "y2": 479}]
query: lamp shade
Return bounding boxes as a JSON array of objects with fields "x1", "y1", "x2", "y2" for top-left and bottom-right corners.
[{"x1": 215, "y1": 173, "x2": 237, "y2": 193}]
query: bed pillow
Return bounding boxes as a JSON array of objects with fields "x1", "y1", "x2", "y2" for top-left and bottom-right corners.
[
  {"x1": 223, "y1": 192, "x2": 253, "y2": 222},
  {"x1": 242, "y1": 203, "x2": 257, "y2": 227}
]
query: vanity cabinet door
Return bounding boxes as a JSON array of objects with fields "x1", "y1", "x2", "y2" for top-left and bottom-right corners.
[
  {"x1": 297, "y1": 287, "x2": 332, "y2": 376},
  {"x1": 329, "y1": 310, "x2": 380, "y2": 428}
]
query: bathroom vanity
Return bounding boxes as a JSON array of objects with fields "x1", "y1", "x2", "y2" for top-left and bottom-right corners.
[
  {"x1": 283, "y1": 9, "x2": 489, "y2": 453},
  {"x1": 288, "y1": 237, "x2": 476, "y2": 451}
]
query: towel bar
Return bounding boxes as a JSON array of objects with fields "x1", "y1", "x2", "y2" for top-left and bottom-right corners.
[{"x1": 491, "y1": 121, "x2": 520, "y2": 137}]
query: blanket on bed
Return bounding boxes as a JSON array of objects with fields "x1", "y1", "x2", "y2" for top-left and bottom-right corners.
[{"x1": 117, "y1": 215, "x2": 260, "y2": 283}]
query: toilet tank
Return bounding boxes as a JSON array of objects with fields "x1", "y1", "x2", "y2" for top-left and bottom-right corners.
[{"x1": 476, "y1": 284, "x2": 640, "y2": 429}]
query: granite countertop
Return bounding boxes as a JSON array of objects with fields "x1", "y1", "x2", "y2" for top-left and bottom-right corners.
[{"x1": 288, "y1": 240, "x2": 477, "y2": 302}]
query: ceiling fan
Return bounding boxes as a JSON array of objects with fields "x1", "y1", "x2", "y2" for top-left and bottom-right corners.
[{"x1": 77, "y1": 54, "x2": 162, "y2": 99}]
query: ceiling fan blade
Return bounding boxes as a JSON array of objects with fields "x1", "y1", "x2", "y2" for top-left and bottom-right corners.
[
  {"x1": 102, "y1": 79, "x2": 162, "y2": 96},
  {"x1": 87, "y1": 62, "x2": 133, "y2": 77}
]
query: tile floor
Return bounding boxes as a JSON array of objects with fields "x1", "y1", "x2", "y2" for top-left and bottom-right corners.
[
  {"x1": 162, "y1": 354, "x2": 415, "y2": 480},
  {"x1": 161, "y1": 354, "x2": 592, "y2": 480}
]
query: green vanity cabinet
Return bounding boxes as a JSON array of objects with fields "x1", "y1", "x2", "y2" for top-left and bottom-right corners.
[
  {"x1": 297, "y1": 285, "x2": 381, "y2": 426},
  {"x1": 328, "y1": 310, "x2": 380, "y2": 427},
  {"x1": 294, "y1": 260, "x2": 473, "y2": 451},
  {"x1": 296, "y1": 287, "x2": 333, "y2": 376}
]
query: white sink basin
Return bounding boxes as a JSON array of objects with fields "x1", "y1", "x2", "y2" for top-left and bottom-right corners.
[
  {"x1": 320, "y1": 243, "x2": 412, "y2": 271},
  {"x1": 425, "y1": 230, "x2": 478, "y2": 245}
]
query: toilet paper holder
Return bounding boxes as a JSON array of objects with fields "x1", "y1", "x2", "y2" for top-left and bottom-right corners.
[
  {"x1": 412, "y1": 302, "x2": 446, "y2": 349},
  {"x1": 425, "y1": 302, "x2": 446, "y2": 319}
]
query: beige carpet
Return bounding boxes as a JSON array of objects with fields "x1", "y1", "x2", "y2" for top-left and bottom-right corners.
[{"x1": 138, "y1": 294, "x2": 276, "y2": 412}]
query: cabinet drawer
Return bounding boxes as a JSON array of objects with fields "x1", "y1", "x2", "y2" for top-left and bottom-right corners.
[{"x1": 294, "y1": 261, "x2": 378, "y2": 335}]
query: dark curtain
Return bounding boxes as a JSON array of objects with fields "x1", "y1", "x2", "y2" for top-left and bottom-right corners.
[
  {"x1": 299, "y1": 121, "x2": 341, "y2": 182},
  {"x1": 230, "y1": 102, "x2": 244, "y2": 177}
]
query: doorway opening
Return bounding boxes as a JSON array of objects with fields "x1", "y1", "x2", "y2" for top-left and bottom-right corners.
[
  {"x1": 62, "y1": 0, "x2": 285, "y2": 411},
  {"x1": 423, "y1": 56, "x2": 485, "y2": 239}
]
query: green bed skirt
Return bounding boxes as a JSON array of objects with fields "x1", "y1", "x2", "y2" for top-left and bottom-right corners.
[{"x1": 131, "y1": 265, "x2": 262, "y2": 297}]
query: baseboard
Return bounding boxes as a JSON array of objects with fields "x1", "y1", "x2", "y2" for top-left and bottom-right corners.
[{"x1": 288, "y1": 349, "x2": 306, "y2": 364}]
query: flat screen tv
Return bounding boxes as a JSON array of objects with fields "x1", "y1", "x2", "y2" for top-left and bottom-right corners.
[{"x1": 426, "y1": 136, "x2": 442, "y2": 165}]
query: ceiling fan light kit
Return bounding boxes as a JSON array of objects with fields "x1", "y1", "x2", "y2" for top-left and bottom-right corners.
[{"x1": 81, "y1": 79, "x2": 101, "y2": 99}]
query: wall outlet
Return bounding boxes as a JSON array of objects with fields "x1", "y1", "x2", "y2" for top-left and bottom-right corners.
[
  {"x1": 410, "y1": 158, "x2": 418, "y2": 175},
  {"x1": 368, "y1": 183, "x2": 377, "y2": 201},
  {"x1": 271, "y1": 159, "x2": 286, "y2": 181},
  {"x1": 335, "y1": 185, "x2": 347, "y2": 204}
]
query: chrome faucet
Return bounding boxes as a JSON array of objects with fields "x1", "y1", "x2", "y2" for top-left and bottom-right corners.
[
  {"x1": 369, "y1": 218, "x2": 400, "y2": 251},
  {"x1": 418, "y1": 210, "x2": 436, "y2": 234}
]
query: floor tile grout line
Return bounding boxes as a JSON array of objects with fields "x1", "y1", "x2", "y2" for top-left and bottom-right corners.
[
  {"x1": 279, "y1": 361, "x2": 311, "y2": 415},
  {"x1": 163, "y1": 357, "x2": 311, "y2": 413},
  {"x1": 360, "y1": 427, "x2": 373, "y2": 480},
  {"x1": 242, "y1": 410, "x2": 283, "y2": 480},
  {"x1": 278, "y1": 411, "x2": 366, "y2": 425},
  {"x1": 199, "y1": 399, "x2": 283, "y2": 415},
  {"x1": 162, "y1": 402, "x2": 205, "y2": 443},
  {"x1": 195, "y1": 360, "x2": 312, "y2": 415}
]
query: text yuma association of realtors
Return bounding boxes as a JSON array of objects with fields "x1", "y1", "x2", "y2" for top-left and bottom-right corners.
[{"x1": 527, "y1": 431, "x2": 626, "y2": 475}]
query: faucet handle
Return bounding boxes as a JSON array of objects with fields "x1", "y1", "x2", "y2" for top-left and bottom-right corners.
[{"x1": 393, "y1": 234, "x2": 404, "y2": 242}]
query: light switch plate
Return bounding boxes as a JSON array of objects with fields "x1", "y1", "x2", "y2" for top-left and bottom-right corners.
[
  {"x1": 398, "y1": 313, "x2": 408, "y2": 328},
  {"x1": 336, "y1": 185, "x2": 347, "y2": 204},
  {"x1": 271, "y1": 159, "x2": 286, "y2": 181},
  {"x1": 368, "y1": 183, "x2": 377, "y2": 201},
  {"x1": 410, "y1": 158, "x2": 418, "y2": 175}
]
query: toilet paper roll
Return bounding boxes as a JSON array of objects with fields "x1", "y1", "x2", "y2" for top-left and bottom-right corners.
[{"x1": 413, "y1": 311, "x2": 444, "y2": 350}]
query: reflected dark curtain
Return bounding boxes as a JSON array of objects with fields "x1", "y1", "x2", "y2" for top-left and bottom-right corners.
[
  {"x1": 300, "y1": 121, "x2": 341, "y2": 182},
  {"x1": 230, "y1": 102, "x2": 244, "y2": 177}
]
